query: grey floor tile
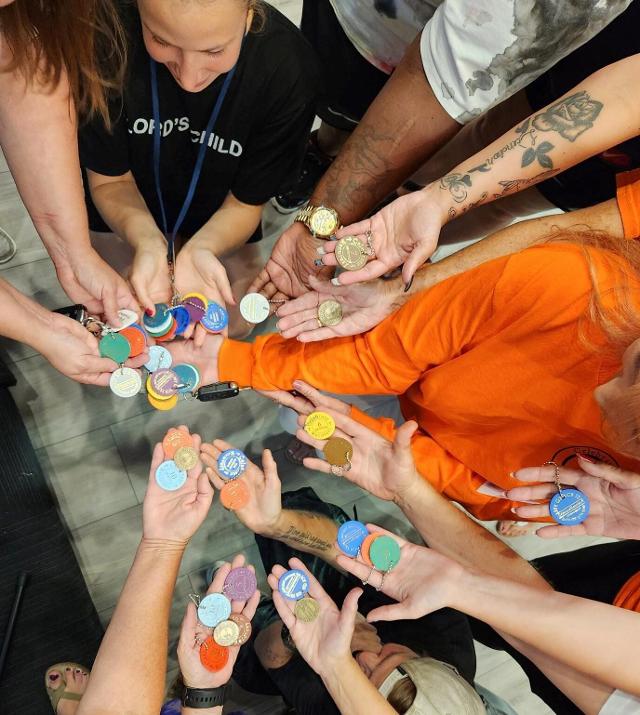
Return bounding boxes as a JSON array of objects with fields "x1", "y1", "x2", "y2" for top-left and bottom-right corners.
[
  {"x1": 36, "y1": 427, "x2": 138, "y2": 530},
  {"x1": 71, "y1": 504, "x2": 143, "y2": 612},
  {"x1": 8, "y1": 355, "x2": 153, "y2": 449}
]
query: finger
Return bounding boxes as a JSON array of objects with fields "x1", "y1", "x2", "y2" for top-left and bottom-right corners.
[
  {"x1": 247, "y1": 268, "x2": 270, "y2": 296},
  {"x1": 212, "y1": 263, "x2": 235, "y2": 306},
  {"x1": 201, "y1": 442, "x2": 222, "y2": 460},
  {"x1": 83, "y1": 355, "x2": 122, "y2": 375},
  {"x1": 301, "y1": 457, "x2": 332, "y2": 475},
  {"x1": 394, "y1": 421, "x2": 418, "y2": 451},
  {"x1": 272, "y1": 591, "x2": 296, "y2": 630},
  {"x1": 320, "y1": 253, "x2": 338, "y2": 267},
  {"x1": 182, "y1": 322, "x2": 196, "y2": 341},
  {"x1": 118, "y1": 282, "x2": 141, "y2": 315},
  {"x1": 124, "y1": 354, "x2": 149, "y2": 370},
  {"x1": 298, "y1": 326, "x2": 342, "y2": 343},
  {"x1": 102, "y1": 289, "x2": 122, "y2": 329},
  {"x1": 534, "y1": 523, "x2": 588, "y2": 538},
  {"x1": 208, "y1": 560, "x2": 233, "y2": 591},
  {"x1": 295, "y1": 428, "x2": 326, "y2": 452},
  {"x1": 512, "y1": 465, "x2": 582, "y2": 485},
  {"x1": 261, "y1": 389, "x2": 314, "y2": 414},
  {"x1": 196, "y1": 469, "x2": 215, "y2": 503},
  {"x1": 242, "y1": 584, "x2": 261, "y2": 622},
  {"x1": 81, "y1": 371, "x2": 113, "y2": 387},
  {"x1": 263, "y1": 283, "x2": 277, "y2": 300},
  {"x1": 332, "y1": 259, "x2": 389, "y2": 286},
  {"x1": 306, "y1": 273, "x2": 345, "y2": 295},
  {"x1": 367, "y1": 603, "x2": 410, "y2": 623},
  {"x1": 291, "y1": 380, "x2": 350, "y2": 414},
  {"x1": 335, "y1": 554, "x2": 374, "y2": 582},
  {"x1": 506, "y1": 484, "x2": 557, "y2": 502},
  {"x1": 277, "y1": 306, "x2": 320, "y2": 332},
  {"x1": 340, "y1": 587, "x2": 363, "y2": 631},
  {"x1": 276, "y1": 291, "x2": 320, "y2": 318},
  {"x1": 194, "y1": 324, "x2": 207, "y2": 349},
  {"x1": 130, "y1": 275, "x2": 156, "y2": 316},
  {"x1": 205, "y1": 467, "x2": 226, "y2": 491},
  {"x1": 365, "y1": 523, "x2": 407, "y2": 547},
  {"x1": 511, "y1": 504, "x2": 550, "y2": 519},
  {"x1": 402, "y1": 244, "x2": 433, "y2": 285},
  {"x1": 576, "y1": 455, "x2": 638, "y2": 486},
  {"x1": 179, "y1": 601, "x2": 199, "y2": 642},
  {"x1": 336, "y1": 219, "x2": 372, "y2": 239},
  {"x1": 262, "y1": 449, "x2": 281, "y2": 491},
  {"x1": 283, "y1": 318, "x2": 329, "y2": 340}
]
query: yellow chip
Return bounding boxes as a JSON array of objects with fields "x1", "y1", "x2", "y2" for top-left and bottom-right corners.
[
  {"x1": 147, "y1": 392, "x2": 178, "y2": 411},
  {"x1": 182, "y1": 291, "x2": 209, "y2": 305},
  {"x1": 304, "y1": 411, "x2": 336, "y2": 440}
]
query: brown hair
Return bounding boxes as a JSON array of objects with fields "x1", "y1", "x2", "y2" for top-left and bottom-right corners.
[
  {"x1": 387, "y1": 676, "x2": 417, "y2": 713},
  {"x1": 0, "y1": 1, "x2": 126, "y2": 125}
]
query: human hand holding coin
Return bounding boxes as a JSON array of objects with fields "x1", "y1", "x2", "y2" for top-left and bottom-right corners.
[
  {"x1": 268, "y1": 557, "x2": 363, "y2": 678},
  {"x1": 143, "y1": 426, "x2": 214, "y2": 543},
  {"x1": 275, "y1": 274, "x2": 402, "y2": 342},
  {"x1": 177, "y1": 553, "x2": 260, "y2": 689},
  {"x1": 201, "y1": 439, "x2": 283, "y2": 536},
  {"x1": 336, "y1": 525, "x2": 461, "y2": 623},
  {"x1": 165, "y1": 331, "x2": 223, "y2": 386}
]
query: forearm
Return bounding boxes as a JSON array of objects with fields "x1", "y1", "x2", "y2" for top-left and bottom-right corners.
[
  {"x1": 190, "y1": 194, "x2": 262, "y2": 257},
  {"x1": 452, "y1": 569, "x2": 640, "y2": 696},
  {"x1": 0, "y1": 65, "x2": 92, "y2": 265},
  {"x1": 395, "y1": 473, "x2": 550, "y2": 590},
  {"x1": 270, "y1": 509, "x2": 342, "y2": 569},
  {"x1": 78, "y1": 538, "x2": 186, "y2": 715},
  {"x1": 320, "y1": 655, "x2": 396, "y2": 715},
  {"x1": 310, "y1": 36, "x2": 459, "y2": 223},
  {"x1": 0, "y1": 278, "x2": 56, "y2": 349},
  {"x1": 88, "y1": 171, "x2": 165, "y2": 251},
  {"x1": 429, "y1": 55, "x2": 640, "y2": 223},
  {"x1": 182, "y1": 707, "x2": 222, "y2": 715}
]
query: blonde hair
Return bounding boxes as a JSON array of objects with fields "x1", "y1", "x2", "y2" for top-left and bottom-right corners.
[{"x1": 387, "y1": 675, "x2": 417, "y2": 713}]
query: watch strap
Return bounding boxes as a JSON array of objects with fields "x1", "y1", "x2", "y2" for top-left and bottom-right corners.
[
  {"x1": 294, "y1": 203, "x2": 314, "y2": 230},
  {"x1": 182, "y1": 685, "x2": 226, "y2": 708}
]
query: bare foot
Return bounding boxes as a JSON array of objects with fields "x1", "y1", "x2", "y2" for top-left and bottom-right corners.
[
  {"x1": 46, "y1": 665, "x2": 89, "y2": 715},
  {"x1": 496, "y1": 520, "x2": 536, "y2": 537}
]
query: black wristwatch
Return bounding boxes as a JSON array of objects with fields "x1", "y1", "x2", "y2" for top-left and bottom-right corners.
[{"x1": 182, "y1": 685, "x2": 226, "y2": 709}]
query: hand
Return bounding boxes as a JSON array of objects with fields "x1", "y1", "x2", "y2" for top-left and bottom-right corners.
[
  {"x1": 177, "y1": 553, "x2": 260, "y2": 689},
  {"x1": 336, "y1": 525, "x2": 462, "y2": 623},
  {"x1": 268, "y1": 557, "x2": 362, "y2": 677},
  {"x1": 201, "y1": 440, "x2": 282, "y2": 536},
  {"x1": 248, "y1": 222, "x2": 333, "y2": 302},
  {"x1": 35, "y1": 312, "x2": 147, "y2": 386},
  {"x1": 165, "y1": 332, "x2": 223, "y2": 386},
  {"x1": 142, "y1": 426, "x2": 214, "y2": 542},
  {"x1": 320, "y1": 188, "x2": 447, "y2": 286},
  {"x1": 289, "y1": 382, "x2": 420, "y2": 502},
  {"x1": 508, "y1": 457, "x2": 640, "y2": 539},
  {"x1": 351, "y1": 613, "x2": 382, "y2": 655},
  {"x1": 129, "y1": 238, "x2": 172, "y2": 314},
  {"x1": 56, "y1": 249, "x2": 140, "y2": 326},
  {"x1": 275, "y1": 274, "x2": 404, "y2": 342}
]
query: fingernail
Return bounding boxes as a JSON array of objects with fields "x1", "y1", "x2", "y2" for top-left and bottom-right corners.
[
  {"x1": 509, "y1": 471, "x2": 516, "y2": 478},
  {"x1": 578, "y1": 453, "x2": 597, "y2": 463},
  {"x1": 510, "y1": 507, "x2": 519, "y2": 514},
  {"x1": 331, "y1": 277, "x2": 341, "y2": 286},
  {"x1": 316, "y1": 246, "x2": 326, "y2": 255},
  {"x1": 145, "y1": 308, "x2": 153, "y2": 316},
  {"x1": 293, "y1": 380, "x2": 303, "y2": 388},
  {"x1": 314, "y1": 258, "x2": 324, "y2": 267},
  {"x1": 403, "y1": 277, "x2": 414, "y2": 293}
]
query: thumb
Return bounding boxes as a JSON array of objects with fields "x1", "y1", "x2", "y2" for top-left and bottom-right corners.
[
  {"x1": 308, "y1": 273, "x2": 344, "y2": 295},
  {"x1": 179, "y1": 601, "x2": 199, "y2": 641},
  {"x1": 339, "y1": 587, "x2": 362, "y2": 631},
  {"x1": 210, "y1": 260, "x2": 235, "y2": 306},
  {"x1": 401, "y1": 243, "x2": 433, "y2": 285},
  {"x1": 130, "y1": 273, "x2": 156, "y2": 316},
  {"x1": 367, "y1": 603, "x2": 409, "y2": 623},
  {"x1": 196, "y1": 469, "x2": 215, "y2": 502},
  {"x1": 394, "y1": 420, "x2": 418, "y2": 451},
  {"x1": 262, "y1": 449, "x2": 281, "y2": 491}
]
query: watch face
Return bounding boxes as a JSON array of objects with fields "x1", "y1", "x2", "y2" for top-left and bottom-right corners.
[{"x1": 310, "y1": 207, "x2": 339, "y2": 236}]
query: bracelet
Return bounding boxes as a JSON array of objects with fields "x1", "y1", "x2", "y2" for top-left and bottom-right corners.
[{"x1": 182, "y1": 684, "x2": 226, "y2": 708}]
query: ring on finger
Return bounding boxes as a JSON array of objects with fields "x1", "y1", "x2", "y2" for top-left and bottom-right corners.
[{"x1": 365, "y1": 229, "x2": 375, "y2": 258}]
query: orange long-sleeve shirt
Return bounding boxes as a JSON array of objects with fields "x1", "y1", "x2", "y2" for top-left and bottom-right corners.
[{"x1": 220, "y1": 244, "x2": 640, "y2": 520}]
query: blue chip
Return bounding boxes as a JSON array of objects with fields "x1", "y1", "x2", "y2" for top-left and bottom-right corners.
[
  {"x1": 173, "y1": 363, "x2": 200, "y2": 394},
  {"x1": 144, "y1": 345, "x2": 173, "y2": 372},
  {"x1": 278, "y1": 569, "x2": 309, "y2": 601},
  {"x1": 155, "y1": 460, "x2": 187, "y2": 491},
  {"x1": 549, "y1": 488, "x2": 590, "y2": 526},
  {"x1": 197, "y1": 593, "x2": 232, "y2": 628},
  {"x1": 201, "y1": 302, "x2": 229, "y2": 333},
  {"x1": 217, "y1": 449, "x2": 248, "y2": 480},
  {"x1": 337, "y1": 520, "x2": 368, "y2": 557},
  {"x1": 171, "y1": 306, "x2": 191, "y2": 335},
  {"x1": 143, "y1": 303, "x2": 171, "y2": 330}
]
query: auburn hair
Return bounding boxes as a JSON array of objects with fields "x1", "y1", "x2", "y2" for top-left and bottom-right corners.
[{"x1": 0, "y1": 0, "x2": 126, "y2": 126}]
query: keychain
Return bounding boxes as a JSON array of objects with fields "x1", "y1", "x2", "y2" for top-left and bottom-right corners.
[{"x1": 545, "y1": 460, "x2": 591, "y2": 526}]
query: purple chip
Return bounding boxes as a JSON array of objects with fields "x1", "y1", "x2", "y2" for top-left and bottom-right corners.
[
  {"x1": 182, "y1": 297, "x2": 206, "y2": 323},
  {"x1": 223, "y1": 567, "x2": 257, "y2": 601},
  {"x1": 149, "y1": 368, "x2": 180, "y2": 397}
]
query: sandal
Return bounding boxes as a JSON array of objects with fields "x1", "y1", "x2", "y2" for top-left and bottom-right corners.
[{"x1": 45, "y1": 662, "x2": 88, "y2": 712}]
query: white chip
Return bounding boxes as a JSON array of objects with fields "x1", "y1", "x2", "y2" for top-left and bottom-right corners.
[
  {"x1": 239, "y1": 293, "x2": 270, "y2": 324},
  {"x1": 110, "y1": 367, "x2": 143, "y2": 398},
  {"x1": 110, "y1": 308, "x2": 139, "y2": 331}
]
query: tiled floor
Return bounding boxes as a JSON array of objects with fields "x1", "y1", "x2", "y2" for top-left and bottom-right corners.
[{"x1": 0, "y1": 2, "x2": 614, "y2": 712}]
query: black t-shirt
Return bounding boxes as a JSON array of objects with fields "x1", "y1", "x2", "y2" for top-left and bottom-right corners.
[
  {"x1": 80, "y1": 3, "x2": 320, "y2": 238},
  {"x1": 526, "y1": 0, "x2": 640, "y2": 211}
]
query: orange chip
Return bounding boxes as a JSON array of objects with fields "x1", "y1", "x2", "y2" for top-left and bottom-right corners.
[
  {"x1": 154, "y1": 319, "x2": 177, "y2": 343},
  {"x1": 162, "y1": 429, "x2": 194, "y2": 458},
  {"x1": 199, "y1": 636, "x2": 229, "y2": 672},
  {"x1": 119, "y1": 326, "x2": 146, "y2": 358},
  {"x1": 147, "y1": 392, "x2": 178, "y2": 411},
  {"x1": 359, "y1": 533, "x2": 378, "y2": 567},
  {"x1": 220, "y1": 479, "x2": 250, "y2": 510}
]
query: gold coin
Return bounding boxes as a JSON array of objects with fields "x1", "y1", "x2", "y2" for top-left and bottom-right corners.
[
  {"x1": 294, "y1": 597, "x2": 320, "y2": 623},
  {"x1": 323, "y1": 437, "x2": 353, "y2": 467},
  {"x1": 174, "y1": 446, "x2": 199, "y2": 471},
  {"x1": 213, "y1": 619, "x2": 240, "y2": 647},
  {"x1": 335, "y1": 236, "x2": 368, "y2": 271},
  {"x1": 318, "y1": 299, "x2": 342, "y2": 327},
  {"x1": 309, "y1": 207, "x2": 339, "y2": 237},
  {"x1": 304, "y1": 411, "x2": 336, "y2": 440}
]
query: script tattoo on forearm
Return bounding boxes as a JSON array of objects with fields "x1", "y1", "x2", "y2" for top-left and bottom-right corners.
[
  {"x1": 278, "y1": 511, "x2": 334, "y2": 553},
  {"x1": 439, "y1": 91, "x2": 603, "y2": 206}
]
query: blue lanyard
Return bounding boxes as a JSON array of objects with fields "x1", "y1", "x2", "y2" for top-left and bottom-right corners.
[{"x1": 150, "y1": 59, "x2": 238, "y2": 251}]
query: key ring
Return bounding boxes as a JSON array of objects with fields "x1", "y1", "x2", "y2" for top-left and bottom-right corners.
[
  {"x1": 188, "y1": 593, "x2": 201, "y2": 608},
  {"x1": 543, "y1": 460, "x2": 563, "y2": 498},
  {"x1": 362, "y1": 565, "x2": 377, "y2": 586},
  {"x1": 375, "y1": 571, "x2": 386, "y2": 592},
  {"x1": 330, "y1": 464, "x2": 343, "y2": 477},
  {"x1": 364, "y1": 229, "x2": 375, "y2": 257}
]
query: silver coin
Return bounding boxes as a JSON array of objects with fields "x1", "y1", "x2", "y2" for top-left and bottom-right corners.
[
  {"x1": 240, "y1": 293, "x2": 270, "y2": 323},
  {"x1": 109, "y1": 367, "x2": 142, "y2": 398}
]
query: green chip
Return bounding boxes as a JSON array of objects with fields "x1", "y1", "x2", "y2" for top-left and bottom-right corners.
[
  {"x1": 99, "y1": 333, "x2": 131, "y2": 364},
  {"x1": 369, "y1": 535, "x2": 401, "y2": 572}
]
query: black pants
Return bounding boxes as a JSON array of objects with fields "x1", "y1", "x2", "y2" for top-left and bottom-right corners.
[
  {"x1": 233, "y1": 488, "x2": 477, "y2": 715},
  {"x1": 471, "y1": 540, "x2": 640, "y2": 715}
]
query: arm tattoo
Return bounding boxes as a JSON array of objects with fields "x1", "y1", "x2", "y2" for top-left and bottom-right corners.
[
  {"x1": 439, "y1": 90, "x2": 603, "y2": 205},
  {"x1": 282, "y1": 525, "x2": 332, "y2": 553}
]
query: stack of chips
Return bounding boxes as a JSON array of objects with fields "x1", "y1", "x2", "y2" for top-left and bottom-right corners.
[
  {"x1": 154, "y1": 429, "x2": 200, "y2": 491},
  {"x1": 303, "y1": 411, "x2": 354, "y2": 468},
  {"x1": 216, "y1": 448, "x2": 251, "y2": 510},
  {"x1": 143, "y1": 297, "x2": 229, "y2": 340},
  {"x1": 337, "y1": 520, "x2": 402, "y2": 573},
  {"x1": 278, "y1": 568, "x2": 320, "y2": 622},
  {"x1": 196, "y1": 567, "x2": 257, "y2": 672}
]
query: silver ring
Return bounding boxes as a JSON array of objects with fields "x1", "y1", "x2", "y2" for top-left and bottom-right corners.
[{"x1": 375, "y1": 572, "x2": 386, "y2": 592}]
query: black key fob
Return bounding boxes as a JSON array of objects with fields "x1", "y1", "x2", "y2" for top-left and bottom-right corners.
[
  {"x1": 196, "y1": 381, "x2": 241, "y2": 401},
  {"x1": 54, "y1": 304, "x2": 89, "y2": 324}
]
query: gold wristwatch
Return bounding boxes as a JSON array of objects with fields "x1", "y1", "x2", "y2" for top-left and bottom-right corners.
[{"x1": 294, "y1": 203, "x2": 340, "y2": 238}]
